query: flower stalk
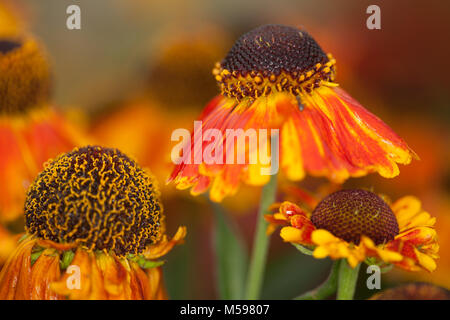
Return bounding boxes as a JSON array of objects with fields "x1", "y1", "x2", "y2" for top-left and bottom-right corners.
[
  {"x1": 337, "y1": 260, "x2": 361, "y2": 300},
  {"x1": 294, "y1": 260, "x2": 340, "y2": 300},
  {"x1": 245, "y1": 173, "x2": 278, "y2": 300}
]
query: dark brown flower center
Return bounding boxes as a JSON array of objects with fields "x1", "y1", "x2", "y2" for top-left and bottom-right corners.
[
  {"x1": 222, "y1": 24, "x2": 328, "y2": 77},
  {"x1": 311, "y1": 189, "x2": 399, "y2": 245},
  {"x1": 371, "y1": 283, "x2": 450, "y2": 300},
  {"x1": 0, "y1": 40, "x2": 21, "y2": 54},
  {"x1": 25, "y1": 146, "x2": 164, "y2": 257},
  {"x1": 0, "y1": 37, "x2": 51, "y2": 115},
  {"x1": 214, "y1": 24, "x2": 336, "y2": 101}
]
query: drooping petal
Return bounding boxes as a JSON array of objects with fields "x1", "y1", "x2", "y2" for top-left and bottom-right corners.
[
  {"x1": 295, "y1": 86, "x2": 416, "y2": 182},
  {"x1": 169, "y1": 83, "x2": 415, "y2": 201},
  {"x1": 0, "y1": 237, "x2": 36, "y2": 299},
  {"x1": 0, "y1": 226, "x2": 18, "y2": 266},
  {"x1": 144, "y1": 226, "x2": 187, "y2": 260},
  {"x1": 144, "y1": 266, "x2": 168, "y2": 300},
  {"x1": 96, "y1": 253, "x2": 131, "y2": 299},
  {"x1": 29, "y1": 249, "x2": 62, "y2": 300},
  {"x1": 311, "y1": 229, "x2": 366, "y2": 268},
  {"x1": 280, "y1": 118, "x2": 305, "y2": 181},
  {"x1": 51, "y1": 248, "x2": 108, "y2": 300},
  {"x1": 385, "y1": 227, "x2": 439, "y2": 272},
  {"x1": 392, "y1": 196, "x2": 436, "y2": 231}
]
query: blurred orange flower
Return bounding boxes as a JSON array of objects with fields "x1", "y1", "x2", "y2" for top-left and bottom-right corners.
[
  {"x1": 0, "y1": 36, "x2": 87, "y2": 222},
  {"x1": 146, "y1": 24, "x2": 231, "y2": 109},
  {"x1": 0, "y1": 225, "x2": 17, "y2": 266},
  {"x1": 91, "y1": 25, "x2": 230, "y2": 191}
]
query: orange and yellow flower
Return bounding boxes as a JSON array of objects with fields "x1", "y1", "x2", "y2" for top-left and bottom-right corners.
[
  {"x1": 266, "y1": 189, "x2": 438, "y2": 272},
  {"x1": 0, "y1": 146, "x2": 186, "y2": 299},
  {"x1": 169, "y1": 24, "x2": 416, "y2": 202},
  {"x1": 0, "y1": 35, "x2": 86, "y2": 222}
]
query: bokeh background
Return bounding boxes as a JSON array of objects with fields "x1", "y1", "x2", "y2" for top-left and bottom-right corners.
[{"x1": 4, "y1": 0, "x2": 450, "y2": 299}]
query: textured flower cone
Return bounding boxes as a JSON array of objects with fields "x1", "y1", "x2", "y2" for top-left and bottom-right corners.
[
  {"x1": 169, "y1": 24, "x2": 416, "y2": 202},
  {"x1": 0, "y1": 35, "x2": 87, "y2": 222},
  {"x1": 266, "y1": 189, "x2": 439, "y2": 272},
  {"x1": 0, "y1": 146, "x2": 186, "y2": 300}
]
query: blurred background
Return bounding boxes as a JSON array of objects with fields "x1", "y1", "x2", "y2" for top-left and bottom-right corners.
[{"x1": 3, "y1": 0, "x2": 450, "y2": 298}]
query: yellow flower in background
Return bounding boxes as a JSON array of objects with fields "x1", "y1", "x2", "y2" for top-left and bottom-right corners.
[
  {"x1": 369, "y1": 282, "x2": 450, "y2": 300},
  {"x1": 266, "y1": 189, "x2": 438, "y2": 272},
  {"x1": 0, "y1": 35, "x2": 87, "y2": 222},
  {"x1": 169, "y1": 24, "x2": 416, "y2": 202},
  {"x1": 0, "y1": 146, "x2": 186, "y2": 299},
  {"x1": 146, "y1": 25, "x2": 231, "y2": 109}
]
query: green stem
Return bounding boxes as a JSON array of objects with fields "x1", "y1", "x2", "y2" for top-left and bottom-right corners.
[
  {"x1": 294, "y1": 260, "x2": 340, "y2": 300},
  {"x1": 337, "y1": 260, "x2": 361, "y2": 300},
  {"x1": 212, "y1": 203, "x2": 247, "y2": 300},
  {"x1": 244, "y1": 174, "x2": 278, "y2": 300}
]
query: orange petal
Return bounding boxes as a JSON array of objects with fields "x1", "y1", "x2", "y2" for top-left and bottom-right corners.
[
  {"x1": 144, "y1": 226, "x2": 187, "y2": 260},
  {"x1": 0, "y1": 237, "x2": 36, "y2": 299},
  {"x1": 29, "y1": 249, "x2": 62, "y2": 300}
]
